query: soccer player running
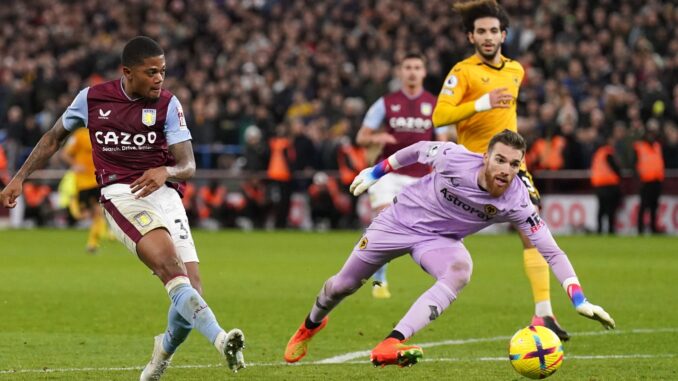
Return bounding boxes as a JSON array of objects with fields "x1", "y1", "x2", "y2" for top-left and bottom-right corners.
[
  {"x1": 0, "y1": 36, "x2": 245, "y2": 379},
  {"x1": 356, "y1": 52, "x2": 448, "y2": 299},
  {"x1": 61, "y1": 127, "x2": 108, "y2": 253},
  {"x1": 432, "y1": 0, "x2": 569, "y2": 340},
  {"x1": 284, "y1": 130, "x2": 615, "y2": 367}
]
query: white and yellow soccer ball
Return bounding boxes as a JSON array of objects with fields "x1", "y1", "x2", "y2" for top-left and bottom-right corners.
[{"x1": 508, "y1": 325, "x2": 564, "y2": 379}]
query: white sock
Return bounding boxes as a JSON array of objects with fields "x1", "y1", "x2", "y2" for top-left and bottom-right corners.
[
  {"x1": 214, "y1": 330, "x2": 228, "y2": 352},
  {"x1": 535, "y1": 301, "x2": 554, "y2": 317}
]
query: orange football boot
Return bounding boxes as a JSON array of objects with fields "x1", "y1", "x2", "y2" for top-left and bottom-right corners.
[
  {"x1": 284, "y1": 317, "x2": 328, "y2": 363},
  {"x1": 370, "y1": 338, "x2": 423, "y2": 367}
]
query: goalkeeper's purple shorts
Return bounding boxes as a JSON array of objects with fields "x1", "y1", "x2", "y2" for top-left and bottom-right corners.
[{"x1": 351, "y1": 224, "x2": 467, "y2": 268}]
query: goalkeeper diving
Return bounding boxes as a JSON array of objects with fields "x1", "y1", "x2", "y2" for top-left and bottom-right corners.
[{"x1": 284, "y1": 130, "x2": 614, "y2": 367}]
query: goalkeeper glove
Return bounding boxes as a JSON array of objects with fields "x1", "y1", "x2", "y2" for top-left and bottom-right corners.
[
  {"x1": 565, "y1": 278, "x2": 615, "y2": 330},
  {"x1": 350, "y1": 167, "x2": 379, "y2": 196},
  {"x1": 576, "y1": 302, "x2": 616, "y2": 330},
  {"x1": 349, "y1": 160, "x2": 393, "y2": 196}
]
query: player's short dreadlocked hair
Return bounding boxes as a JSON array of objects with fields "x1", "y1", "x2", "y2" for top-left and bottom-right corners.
[
  {"x1": 453, "y1": 0, "x2": 510, "y2": 33},
  {"x1": 488, "y1": 129, "x2": 526, "y2": 154},
  {"x1": 121, "y1": 36, "x2": 164, "y2": 67}
]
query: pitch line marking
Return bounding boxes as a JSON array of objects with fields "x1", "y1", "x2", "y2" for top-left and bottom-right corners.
[
  {"x1": 1, "y1": 353, "x2": 675, "y2": 375},
  {"x1": 315, "y1": 327, "x2": 678, "y2": 364},
  {"x1": 0, "y1": 328, "x2": 676, "y2": 375},
  {"x1": 333, "y1": 353, "x2": 677, "y2": 365}
]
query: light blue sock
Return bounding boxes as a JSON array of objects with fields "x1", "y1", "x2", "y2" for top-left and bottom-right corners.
[
  {"x1": 167, "y1": 279, "x2": 223, "y2": 344},
  {"x1": 162, "y1": 305, "x2": 192, "y2": 354},
  {"x1": 373, "y1": 264, "x2": 388, "y2": 284}
]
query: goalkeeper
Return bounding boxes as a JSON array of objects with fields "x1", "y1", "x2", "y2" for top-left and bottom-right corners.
[
  {"x1": 284, "y1": 130, "x2": 614, "y2": 367},
  {"x1": 433, "y1": 0, "x2": 570, "y2": 340}
]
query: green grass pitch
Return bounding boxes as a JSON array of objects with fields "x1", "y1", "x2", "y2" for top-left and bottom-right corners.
[{"x1": 0, "y1": 230, "x2": 676, "y2": 380}]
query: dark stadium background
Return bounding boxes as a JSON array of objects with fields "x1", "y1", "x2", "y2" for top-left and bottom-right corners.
[{"x1": 0, "y1": 0, "x2": 676, "y2": 233}]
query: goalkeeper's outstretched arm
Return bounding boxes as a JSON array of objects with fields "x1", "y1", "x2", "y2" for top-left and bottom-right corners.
[
  {"x1": 513, "y1": 212, "x2": 616, "y2": 330},
  {"x1": 349, "y1": 141, "x2": 448, "y2": 196}
]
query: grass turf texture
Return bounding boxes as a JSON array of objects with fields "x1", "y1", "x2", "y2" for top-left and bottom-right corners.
[{"x1": 0, "y1": 230, "x2": 676, "y2": 380}]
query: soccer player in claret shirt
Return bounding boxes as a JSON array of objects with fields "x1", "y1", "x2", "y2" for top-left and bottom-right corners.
[
  {"x1": 356, "y1": 52, "x2": 448, "y2": 299},
  {"x1": 284, "y1": 130, "x2": 615, "y2": 367},
  {"x1": 0, "y1": 36, "x2": 245, "y2": 380},
  {"x1": 432, "y1": 0, "x2": 569, "y2": 340}
]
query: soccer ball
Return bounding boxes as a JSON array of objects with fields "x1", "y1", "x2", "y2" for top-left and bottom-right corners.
[{"x1": 508, "y1": 325, "x2": 564, "y2": 379}]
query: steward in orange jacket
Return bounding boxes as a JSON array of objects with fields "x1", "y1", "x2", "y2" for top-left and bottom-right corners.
[{"x1": 590, "y1": 141, "x2": 622, "y2": 234}]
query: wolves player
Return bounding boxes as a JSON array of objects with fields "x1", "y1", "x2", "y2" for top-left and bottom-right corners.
[
  {"x1": 356, "y1": 52, "x2": 447, "y2": 298},
  {"x1": 432, "y1": 0, "x2": 569, "y2": 340},
  {"x1": 284, "y1": 130, "x2": 614, "y2": 367},
  {"x1": 0, "y1": 36, "x2": 245, "y2": 379},
  {"x1": 61, "y1": 127, "x2": 108, "y2": 253}
]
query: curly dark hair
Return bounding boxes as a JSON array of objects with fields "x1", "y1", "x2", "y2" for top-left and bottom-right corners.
[{"x1": 453, "y1": 0, "x2": 510, "y2": 33}]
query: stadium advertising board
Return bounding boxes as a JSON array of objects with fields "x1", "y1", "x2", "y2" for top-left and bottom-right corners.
[{"x1": 541, "y1": 195, "x2": 678, "y2": 235}]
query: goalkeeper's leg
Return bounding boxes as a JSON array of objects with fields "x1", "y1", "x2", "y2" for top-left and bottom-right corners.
[
  {"x1": 392, "y1": 245, "x2": 471, "y2": 339},
  {"x1": 310, "y1": 254, "x2": 382, "y2": 322},
  {"x1": 371, "y1": 245, "x2": 472, "y2": 367},
  {"x1": 285, "y1": 252, "x2": 383, "y2": 363}
]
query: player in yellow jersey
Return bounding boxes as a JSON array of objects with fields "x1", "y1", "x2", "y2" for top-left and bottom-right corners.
[
  {"x1": 62, "y1": 128, "x2": 107, "y2": 253},
  {"x1": 432, "y1": 0, "x2": 569, "y2": 340}
]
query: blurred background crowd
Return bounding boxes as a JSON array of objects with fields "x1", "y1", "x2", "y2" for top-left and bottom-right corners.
[{"x1": 0, "y1": 0, "x2": 676, "y2": 229}]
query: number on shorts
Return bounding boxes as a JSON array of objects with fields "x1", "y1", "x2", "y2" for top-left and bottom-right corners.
[{"x1": 174, "y1": 218, "x2": 189, "y2": 240}]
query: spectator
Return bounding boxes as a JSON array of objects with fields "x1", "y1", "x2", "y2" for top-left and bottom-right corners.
[
  {"x1": 181, "y1": 182, "x2": 200, "y2": 227},
  {"x1": 591, "y1": 135, "x2": 623, "y2": 234},
  {"x1": 197, "y1": 181, "x2": 233, "y2": 228},
  {"x1": 307, "y1": 172, "x2": 350, "y2": 230},
  {"x1": 267, "y1": 123, "x2": 295, "y2": 229},
  {"x1": 240, "y1": 178, "x2": 267, "y2": 229},
  {"x1": 662, "y1": 121, "x2": 678, "y2": 169},
  {"x1": 22, "y1": 181, "x2": 53, "y2": 227},
  {"x1": 526, "y1": 132, "x2": 566, "y2": 171},
  {"x1": 4, "y1": 106, "x2": 25, "y2": 171},
  {"x1": 242, "y1": 125, "x2": 268, "y2": 172},
  {"x1": 0, "y1": 0, "x2": 675, "y2": 208},
  {"x1": 633, "y1": 122, "x2": 665, "y2": 234},
  {"x1": 0, "y1": 143, "x2": 9, "y2": 187}
]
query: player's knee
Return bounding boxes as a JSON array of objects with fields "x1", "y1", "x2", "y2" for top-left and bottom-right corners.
[
  {"x1": 442, "y1": 259, "x2": 472, "y2": 293},
  {"x1": 326, "y1": 275, "x2": 362, "y2": 298},
  {"x1": 153, "y1": 256, "x2": 187, "y2": 282}
]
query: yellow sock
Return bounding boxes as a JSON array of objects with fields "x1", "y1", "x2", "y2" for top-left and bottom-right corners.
[
  {"x1": 523, "y1": 248, "x2": 550, "y2": 305},
  {"x1": 87, "y1": 214, "x2": 106, "y2": 249}
]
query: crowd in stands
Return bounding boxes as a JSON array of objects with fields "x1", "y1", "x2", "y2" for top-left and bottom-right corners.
[{"x1": 0, "y1": 0, "x2": 676, "y2": 228}]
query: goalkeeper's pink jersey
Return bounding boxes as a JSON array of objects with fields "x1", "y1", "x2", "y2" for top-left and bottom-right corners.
[{"x1": 370, "y1": 141, "x2": 576, "y2": 283}]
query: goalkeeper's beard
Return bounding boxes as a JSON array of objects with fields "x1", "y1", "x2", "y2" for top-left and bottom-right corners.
[{"x1": 484, "y1": 169, "x2": 510, "y2": 198}]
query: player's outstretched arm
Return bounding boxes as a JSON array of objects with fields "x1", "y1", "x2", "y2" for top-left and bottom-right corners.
[
  {"x1": 130, "y1": 140, "x2": 195, "y2": 199},
  {"x1": 513, "y1": 209, "x2": 615, "y2": 330},
  {"x1": 350, "y1": 141, "x2": 447, "y2": 196},
  {"x1": 0, "y1": 118, "x2": 71, "y2": 208}
]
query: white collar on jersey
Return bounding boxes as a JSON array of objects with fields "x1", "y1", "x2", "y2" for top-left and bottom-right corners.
[
  {"x1": 401, "y1": 88, "x2": 424, "y2": 100},
  {"x1": 119, "y1": 77, "x2": 143, "y2": 101}
]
